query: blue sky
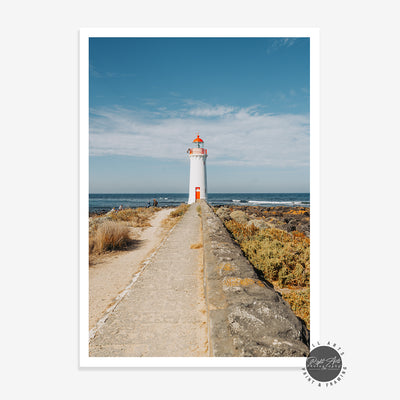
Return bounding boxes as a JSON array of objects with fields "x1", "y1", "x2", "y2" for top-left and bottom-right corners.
[{"x1": 89, "y1": 37, "x2": 310, "y2": 193}]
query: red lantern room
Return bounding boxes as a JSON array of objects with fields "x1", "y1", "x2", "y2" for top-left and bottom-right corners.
[
  {"x1": 189, "y1": 133, "x2": 207, "y2": 155},
  {"x1": 193, "y1": 133, "x2": 204, "y2": 148}
]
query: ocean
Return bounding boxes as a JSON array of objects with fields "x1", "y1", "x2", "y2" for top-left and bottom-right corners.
[{"x1": 89, "y1": 193, "x2": 310, "y2": 214}]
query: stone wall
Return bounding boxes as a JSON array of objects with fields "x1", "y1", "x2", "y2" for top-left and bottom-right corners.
[{"x1": 199, "y1": 201, "x2": 310, "y2": 357}]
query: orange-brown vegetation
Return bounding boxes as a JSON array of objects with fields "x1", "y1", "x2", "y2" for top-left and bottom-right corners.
[
  {"x1": 218, "y1": 263, "x2": 234, "y2": 272},
  {"x1": 223, "y1": 277, "x2": 265, "y2": 287},
  {"x1": 286, "y1": 208, "x2": 309, "y2": 215},
  {"x1": 280, "y1": 288, "x2": 310, "y2": 328},
  {"x1": 223, "y1": 216, "x2": 310, "y2": 329}
]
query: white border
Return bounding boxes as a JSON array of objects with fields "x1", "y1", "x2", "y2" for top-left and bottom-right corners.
[{"x1": 79, "y1": 28, "x2": 320, "y2": 368}]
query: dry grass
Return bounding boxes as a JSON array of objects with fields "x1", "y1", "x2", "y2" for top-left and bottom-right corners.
[
  {"x1": 161, "y1": 203, "x2": 190, "y2": 229},
  {"x1": 89, "y1": 207, "x2": 161, "y2": 263},
  {"x1": 190, "y1": 243, "x2": 203, "y2": 249},
  {"x1": 89, "y1": 221, "x2": 131, "y2": 255},
  {"x1": 109, "y1": 207, "x2": 160, "y2": 227},
  {"x1": 169, "y1": 204, "x2": 190, "y2": 218}
]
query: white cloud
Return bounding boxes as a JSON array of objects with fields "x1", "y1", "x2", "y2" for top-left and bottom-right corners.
[
  {"x1": 188, "y1": 105, "x2": 235, "y2": 117},
  {"x1": 280, "y1": 38, "x2": 296, "y2": 47},
  {"x1": 89, "y1": 103, "x2": 309, "y2": 167},
  {"x1": 267, "y1": 38, "x2": 297, "y2": 54}
]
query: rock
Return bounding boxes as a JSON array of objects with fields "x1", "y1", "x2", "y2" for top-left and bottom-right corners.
[
  {"x1": 247, "y1": 219, "x2": 269, "y2": 230},
  {"x1": 230, "y1": 210, "x2": 249, "y2": 224},
  {"x1": 288, "y1": 224, "x2": 297, "y2": 232},
  {"x1": 216, "y1": 207, "x2": 232, "y2": 221},
  {"x1": 296, "y1": 224, "x2": 309, "y2": 235},
  {"x1": 265, "y1": 216, "x2": 279, "y2": 225}
]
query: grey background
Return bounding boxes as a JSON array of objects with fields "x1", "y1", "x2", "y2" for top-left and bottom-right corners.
[{"x1": 1, "y1": 0, "x2": 399, "y2": 399}]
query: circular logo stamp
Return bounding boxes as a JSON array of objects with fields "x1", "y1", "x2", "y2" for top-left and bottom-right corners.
[{"x1": 303, "y1": 341, "x2": 347, "y2": 387}]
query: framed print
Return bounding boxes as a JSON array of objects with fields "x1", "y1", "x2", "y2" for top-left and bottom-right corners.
[{"x1": 80, "y1": 28, "x2": 320, "y2": 367}]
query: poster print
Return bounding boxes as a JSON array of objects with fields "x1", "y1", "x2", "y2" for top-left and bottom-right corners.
[{"x1": 80, "y1": 28, "x2": 320, "y2": 367}]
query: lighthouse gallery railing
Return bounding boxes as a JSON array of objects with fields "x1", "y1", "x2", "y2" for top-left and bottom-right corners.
[{"x1": 189, "y1": 148, "x2": 207, "y2": 155}]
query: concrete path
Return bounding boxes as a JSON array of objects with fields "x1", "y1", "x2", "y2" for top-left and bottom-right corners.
[
  {"x1": 89, "y1": 204, "x2": 209, "y2": 357},
  {"x1": 89, "y1": 208, "x2": 173, "y2": 330}
]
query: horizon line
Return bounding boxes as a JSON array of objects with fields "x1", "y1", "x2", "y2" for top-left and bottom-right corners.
[{"x1": 89, "y1": 192, "x2": 310, "y2": 195}]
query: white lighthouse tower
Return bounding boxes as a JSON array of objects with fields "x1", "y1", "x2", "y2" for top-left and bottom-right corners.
[{"x1": 188, "y1": 133, "x2": 208, "y2": 204}]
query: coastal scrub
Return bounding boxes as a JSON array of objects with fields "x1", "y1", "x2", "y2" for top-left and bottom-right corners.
[{"x1": 223, "y1": 212, "x2": 310, "y2": 329}]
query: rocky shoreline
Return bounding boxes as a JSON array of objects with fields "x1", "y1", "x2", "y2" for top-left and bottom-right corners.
[
  {"x1": 89, "y1": 205, "x2": 175, "y2": 217},
  {"x1": 91, "y1": 204, "x2": 311, "y2": 234},
  {"x1": 213, "y1": 205, "x2": 310, "y2": 237}
]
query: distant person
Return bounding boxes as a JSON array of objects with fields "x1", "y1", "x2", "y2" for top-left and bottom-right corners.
[
  {"x1": 111, "y1": 207, "x2": 116, "y2": 213},
  {"x1": 153, "y1": 198, "x2": 158, "y2": 207},
  {"x1": 147, "y1": 201, "x2": 151, "y2": 208},
  {"x1": 119, "y1": 205, "x2": 123, "y2": 211}
]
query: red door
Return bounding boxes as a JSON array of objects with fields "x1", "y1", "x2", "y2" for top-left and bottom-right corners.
[{"x1": 195, "y1": 187, "x2": 200, "y2": 201}]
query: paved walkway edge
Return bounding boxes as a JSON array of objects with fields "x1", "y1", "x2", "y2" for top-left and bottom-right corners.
[
  {"x1": 199, "y1": 206, "x2": 212, "y2": 357},
  {"x1": 200, "y1": 200, "x2": 310, "y2": 357}
]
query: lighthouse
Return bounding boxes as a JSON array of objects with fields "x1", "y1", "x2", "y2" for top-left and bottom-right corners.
[{"x1": 188, "y1": 133, "x2": 208, "y2": 204}]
